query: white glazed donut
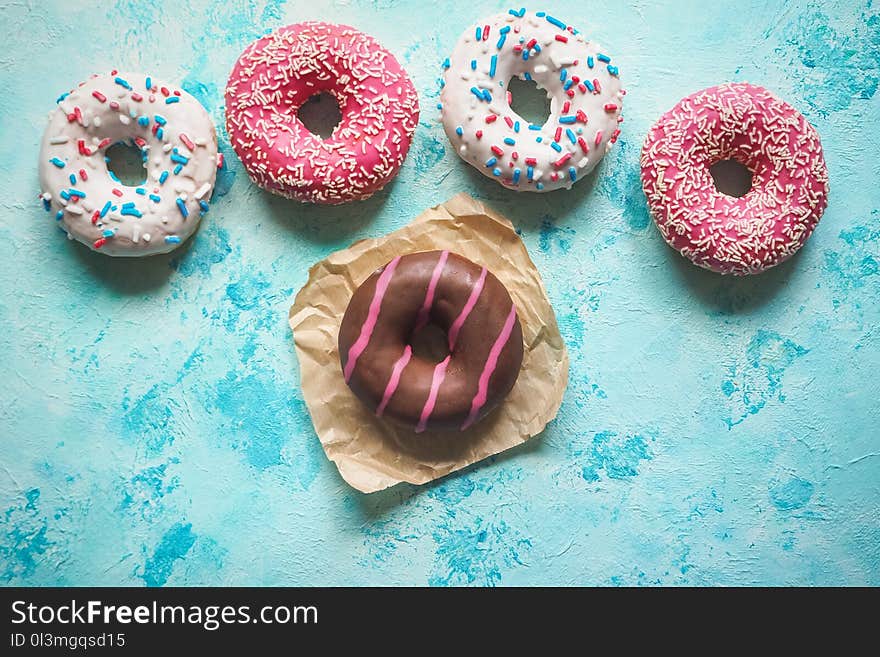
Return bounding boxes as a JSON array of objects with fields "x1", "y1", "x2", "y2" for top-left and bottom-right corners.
[
  {"x1": 440, "y1": 9, "x2": 625, "y2": 192},
  {"x1": 39, "y1": 71, "x2": 219, "y2": 256}
]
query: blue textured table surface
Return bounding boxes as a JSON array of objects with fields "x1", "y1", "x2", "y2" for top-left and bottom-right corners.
[{"x1": 1, "y1": 0, "x2": 878, "y2": 586}]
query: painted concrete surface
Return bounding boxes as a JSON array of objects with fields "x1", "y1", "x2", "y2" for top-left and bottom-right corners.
[{"x1": 1, "y1": 0, "x2": 878, "y2": 586}]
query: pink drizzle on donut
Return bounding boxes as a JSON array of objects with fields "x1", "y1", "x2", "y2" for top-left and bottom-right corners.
[
  {"x1": 343, "y1": 256, "x2": 401, "y2": 383},
  {"x1": 416, "y1": 355, "x2": 451, "y2": 433},
  {"x1": 414, "y1": 250, "x2": 449, "y2": 332},
  {"x1": 375, "y1": 345, "x2": 412, "y2": 417},
  {"x1": 447, "y1": 267, "x2": 487, "y2": 350},
  {"x1": 461, "y1": 304, "x2": 518, "y2": 431}
]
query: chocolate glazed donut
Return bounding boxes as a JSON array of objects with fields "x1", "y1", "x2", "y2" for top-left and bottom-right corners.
[{"x1": 338, "y1": 251, "x2": 524, "y2": 432}]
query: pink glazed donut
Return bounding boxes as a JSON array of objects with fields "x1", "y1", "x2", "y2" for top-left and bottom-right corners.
[
  {"x1": 640, "y1": 83, "x2": 829, "y2": 275},
  {"x1": 225, "y1": 22, "x2": 419, "y2": 204}
]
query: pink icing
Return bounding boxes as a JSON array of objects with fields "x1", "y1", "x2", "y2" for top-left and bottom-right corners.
[
  {"x1": 414, "y1": 250, "x2": 449, "y2": 332},
  {"x1": 416, "y1": 355, "x2": 451, "y2": 433},
  {"x1": 375, "y1": 345, "x2": 412, "y2": 417},
  {"x1": 461, "y1": 304, "x2": 518, "y2": 430},
  {"x1": 225, "y1": 22, "x2": 420, "y2": 205},
  {"x1": 640, "y1": 82, "x2": 828, "y2": 275},
  {"x1": 447, "y1": 266, "x2": 487, "y2": 350},
  {"x1": 343, "y1": 256, "x2": 401, "y2": 383}
]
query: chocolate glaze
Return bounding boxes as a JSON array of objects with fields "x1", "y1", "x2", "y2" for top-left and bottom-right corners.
[{"x1": 338, "y1": 251, "x2": 524, "y2": 432}]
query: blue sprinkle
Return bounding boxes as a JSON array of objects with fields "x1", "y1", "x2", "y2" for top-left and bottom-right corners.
[
  {"x1": 597, "y1": 53, "x2": 611, "y2": 63},
  {"x1": 199, "y1": 200, "x2": 210, "y2": 214},
  {"x1": 492, "y1": 167, "x2": 502, "y2": 176},
  {"x1": 145, "y1": 76, "x2": 152, "y2": 90},
  {"x1": 102, "y1": 229, "x2": 115, "y2": 238},
  {"x1": 42, "y1": 197, "x2": 51, "y2": 211},
  {"x1": 536, "y1": 182, "x2": 544, "y2": 190},
  {"x1": 165, "y1": 96, "x2": 180, "y2": 104},
  {"x1": 523, "y1": 72, "x2": 532, "y2": 81},
  {"x1": 522, "y1": 49, "x2": 529, "y2": 61},
  {"x1": 100, "y1": 201, "x2": 111, "y2": 218},
  {"x1": 439, "y1": 79, "x2": 445, "y2": 89},
  {"x1": 68, "y1": 188, "x2": 86, "y2": 198},
  {"x1": 587, "y1": 56, "x2": 595, "y2": 69},
  {"x1": 550, "y1": 141, "x2": 563, "y2": 152},
  {"x1": 489, "y1": 55, "x2": 498, "y2": 78},
  {"x1": 485, "y1": 157, "x2": 498, "y2": 167},
  {"x1": 135, "y1": 187, "x2": 146, "y2": 195},
  {"x1": 560, "y1": 69, "x2": 568, "y2": 82},
  {"x1": 566, "y1": 129, "x2": 577, "y2": 144},
  {"x1": 56, "y1": 92, "x2": 70, "y2": 104},
  {"x1": 564, "y1": 79, "x2": 574, "y2": 91},
  {"x1": 154, "y1": 115, "x2": 167, "y2": 125},
  {"x1": 442, "y1": 57, "x2": 450, "y2": 69},
  {"x1": 584, "y1": 79, "x2": 595, "y2": 92},
  {"x1": 559, "y1": 115, "x2": 577, "y2": 124},
  {"x1": 607, "y1": 65, "x2": 619, "y2": 76},
  {"x1": 503, "y1": 137, "x2": 516, "y2": 145},
  {"x1": 149, "y1": 194, "x2": 161, "y2": 203},
  {"x1": 528, "y1": 124, "x2": 541, "y2": 130},
  {"x1": 68, "y1": 174, "x2": 76, "y2": 185},
  {"x1": 159, "y1": 171, "x2": 169, "y2": 184},
  {"x1": 437, "y1": 102, "x2": 443, "y2": 110},
  {"x1": 59, "y1": 190, "x2": 70, "y2": 201},
  {"x1": 514, "y1": 121, "x2": 520, "y2": 133},
  {"x1": 50, "y1": 157, "x2": 66, "y2": 168},
  {"x1": 509, "y1": 8, "x2": 525, "y2": 17},
  {"x1": 120, "y1": 206, "x2": 142, "y2": 218},
  {"x1": 527, "y1": 165, "x2": 534, "y2": 181},
  {"x1": 568, "y1": 166, "x2": 577, "y2": 181},
  {"x1": 475, "y1": 26, "x2": 482, "y2": 41},
  {"x1": 114, "y1": 77, "x2": 131, "y2": 90},
  {"x1": 55, "y1": 210, "x2": 63, "y2": 221},
  {"x1": 500, "y1": 26, "x2": 511, "y2": 34},
  {"x1": 536, "y1": 136, "x2": 543, "y2": 142},
  {"x1": 176, "y1": 198, "x2": 188, "y2": 218},
  {"x1": 471, "y1": 59, "x2": 477, "y2": 70},
  {"x1": 470, "y1": 87, "x2": 483, "y2": 100},
  {"x1": 496, "y1": 34, "x2": 507, "y2": 49},
  {"x1": 173, "y1": 164, "x2": 183, "y2": 175},
  {"x1": 165, "y1": 235, "x2": 181, "y2": 244},
  {"x1": 535, "y1": 11, "x2": 546, "y2": 17},
  {"x1": 156, "y1": 127, "x2": 164, "y2": 140},
  {"x1": 533, "y1": 44, "x2": 541, "y2": 53},
  {"x1": 455, "y1": 126, "x2": 463, "y2": 136},
  {"x1": 512, "y1": 168, "x2": 521, "y2": 184},
  {"x1": 546, "y1": 15, "x2": 566, "y2": 29},
  {"x1": 170, "y1": 153, "x2": 189, "y2": 165},
  {"x1": 137, "y1": 116, "x2": 150, "y2": 127}
]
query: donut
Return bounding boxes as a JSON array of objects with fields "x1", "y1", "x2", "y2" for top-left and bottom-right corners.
[
  {"x1": 39, "y1": 71, "x2": 219, "y2": 256},
  {"x1": 338, "y1": 251, "x2": 524, "y2": 433},
  {"x1": 225, "y1": 22, "x2": 419, "y2": 205},
  {"x1": 641, "y1": 83, "x2": 829, "y2": 275},
  {"x1": 439, "y1": 9, "x2": 624, "y2": 192}
]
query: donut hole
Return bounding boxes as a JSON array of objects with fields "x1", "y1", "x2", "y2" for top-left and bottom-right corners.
[
  {"x1": 297, "y1": 92, "x2": 342, "y2": 139},
  {"x1": 507, "y1": 76, "x2": 551, "y2": 127},
  {"x1": 105, "y1": 142, "x2": 147, "y2": 186},
  {"x1": 409, "y1": 321, "x2": 451, "y2": 364},
  {"x1": 710, "y1": 159, "x2": 753, "y2": 198}
]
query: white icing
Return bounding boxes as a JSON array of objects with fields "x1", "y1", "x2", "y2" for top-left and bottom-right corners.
[
  {"x1": 440, "y1": 11, "x2": 625, "y2": 192},
  {"x1": 38, "y1": 72, "x2": 218, "y2": 256}
]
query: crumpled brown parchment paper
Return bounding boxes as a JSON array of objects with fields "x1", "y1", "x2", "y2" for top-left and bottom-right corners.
[{"x1": 288, "y1": 193, "x2": 569, "y2": 493}]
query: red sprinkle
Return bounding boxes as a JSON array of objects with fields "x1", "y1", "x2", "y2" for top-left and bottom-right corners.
[
  {"x1": 173, "y1": 90, "x2": 181, "y2": 96},
  {"x1": 74, "y1": 107, "x2": 83, "y2": 124},
  {"x1": 554, "y1": 152, "x2": 572, "y2": 168},
  {"x1": 525, "y1": 157, "x2": 537, "y2": 166},
  {"x1": 555, "y1": 34, "x2": 568, "y2": 42},
  {"x1": 604, "y1": 103, "x2": 618, "y2": 111},
  {"x1": 504, "y1": 116, "x2": 514, "y2": 128},
  {"x1": 594, "y1": 130, "x2": 603, "y2": 146},
  {"x1": 593, "y1": 79, "x2": 601, "y2": 93},
  {"x1": 134, "y1": 137, "x2": 146, "y2": 148},
  {"x1": 578, "y1": 137, "x2": 590, "y2": 153},
  {"x1": 131, "y1": 92, "x2": 143, "y2": 102},
  {"x1": 475, "y1": 130, "x2": 483, "y2": 139},
  {"x1": 571, "y1": 76, "x2": 580, "y2": 84},
  {"x1": 485, "y1": 114, "x2": 497, "y2": 123},
  {"x1": 179, "y1": 133, "x2": 196, "y2": 150},
  {"x1": 551, "y1": 172, "x2": 559, "y2": 181},
  {"x1": 79, "y1": 169, "x2": 88, "y2": 181},
  {"x1": 91, "y1": 210, "x2": 100, "y2": 225},
  {"x1": 77, "y1": 139, "x2": 91, "y2": 156},
  {"x1": 566, "y1": 89, "x2": 575, "y2": 98},
  {"x1": 482, "y1": 25, "x2": 490, "y2": 40},
  {"x1": 112, "y1": 189, "x2": 123, "y2": 197},
  {"x1": 98, "y1": 138, "x2": 112, "y2": 150},
  {"x1": 109, "y1": 101, "x2": 120, "y2": 110},
  {"x1": 511, "y1": 151, "x2": 519, "y2": 160},
  {"x1": 491, "y1": 145, "x2": 504, "y2": 157},
  {"x1": 577, "y1": 110, "x2": 589, "y2": 123},
  {"x1": 578, "y1": 83, "x2": 587, "y2": 94},
  {"x1": 93, "y1": 238, "x2": 107, "y2": 249},
  {"x1": 554, "y1": 127, "x2": 562, "y2": 142},
  {"x1": 66, "y1": 112, "x2": 77, "y2": 123},
  {"x1": 562, "y1": 101, "x2": 571, "y2": 114},
  {"x1": 92, "y1": 91, "x2": 107, "y2": 103},
  {"x1": 160, "y1": 87, "x2": 170, "y2": 97},
  {"x1": 526, "y1": 38, "x2": 537, "y2": 49},
  {"x1": 610, "y1": 128, "x2": 621, "y2": 143}
]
